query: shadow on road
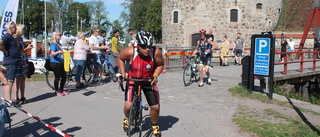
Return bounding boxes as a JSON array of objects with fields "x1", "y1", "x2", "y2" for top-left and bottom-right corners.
[
  {"x1": 286, "y1": 97, "x2": 320, "y2": 136},
  {"x1": 4, "y1": 116, "x2": 81, "y2": 137}
]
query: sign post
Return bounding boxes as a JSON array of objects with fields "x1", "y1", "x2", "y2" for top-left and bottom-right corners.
[{"x1": 250, "y1": 32, "x2": 275, "y2": 99}]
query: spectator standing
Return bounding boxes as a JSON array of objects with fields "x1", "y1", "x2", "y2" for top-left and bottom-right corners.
[
  {"x1": 206, "y1": 29, "x2": 214, "y2": 42},
  {"x1": 287, "y1": 38, "x2": 295, "y2": 61},
  {"x1": 89, "y1": 28, "x2": 108, "y2": 66},
  {"x1": 220, "y1": 35, "x2": 230, "y2": 66},
  {"x1": 73, "y1": 31, "x2": 90, "y2": 88},
  {"x1": 233, "y1": 32, "x2": 246, "y2": 65},
  {"x1": 124, "y1": 28, "x2": 134, "y2": 48},
  {"x1": 50, "y1": 31, "x2": 69, "y2": 96},
  {"x1": 314, "y1": 38, "x2": 320, "y2": 58},
  {"x1": 89, "y1": 28, "x2": 108, "y2": 81},
  {"x1": 13, "y1": 24, "x2": 33, "y2": 104},
  {"x1": 280, "y1": 37, "x2": 288, "y2": 63},
  {"x1": 111, "y1": 29, "x2": 121, "y2": 54},
  {"x1": 99, "y1": 30, "x2": 107, "y2": 53},
  {"x1": 0, "y1": 21, "x2": 19, "y2": 105}
]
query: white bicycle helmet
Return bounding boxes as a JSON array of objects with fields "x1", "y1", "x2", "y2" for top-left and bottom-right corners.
[{"x1": 136, "y1": 31, "x2": 154, "y2": 46}]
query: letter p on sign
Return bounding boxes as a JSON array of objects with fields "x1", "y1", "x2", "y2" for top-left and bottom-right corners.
[{"x1": 259, "y1": 40, "x2": 267, "y2": 52}]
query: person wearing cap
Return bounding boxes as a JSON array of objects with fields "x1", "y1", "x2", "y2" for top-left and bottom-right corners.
[{"x1": 192, "y1": 29, "x2": 218, "y2": 87}]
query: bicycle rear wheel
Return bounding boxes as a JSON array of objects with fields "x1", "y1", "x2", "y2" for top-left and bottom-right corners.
[
  {"x1": 83, "y1": 63, "x2": 102, "y2": 86},
  {"x1": 46, "y1": 70, "x2": 70, "y2": 90},
  {"x1": 107, "y1": 63, "x2": 118, "y2": 82},
  {"x1": 128, "y1": 97, "x2": 142, "y2": 137},
  {"x1": 183, "y1": 63, "x2": 192, "y2": 86}
]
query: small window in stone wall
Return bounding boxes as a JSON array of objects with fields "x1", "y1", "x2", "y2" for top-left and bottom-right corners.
[
  {"x1": 257, "y1": 3, "x2": 262, "y2": 9},
  {"x1": 173, "y1": 11, "x2": 178, "y2": 23},
  {"x1": 230, "y1": 9, "x2": 238, "y2": 22}
]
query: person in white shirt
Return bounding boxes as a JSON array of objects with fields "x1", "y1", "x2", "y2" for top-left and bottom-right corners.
[
  {"x1": 89, "y1": 28, "x2": 109, "y2": 82},
  {"x1": 287, "y1": 38, "x2": 295, "y2": 61}
]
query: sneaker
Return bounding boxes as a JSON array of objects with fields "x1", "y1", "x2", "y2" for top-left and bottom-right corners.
[
  {"x1": 151, "y1": 125, "x2": 161, "y2": 137},
  {"x1": 56, "y1": 90, "x2": 64, "y2": 96},
  {"x1": 207, "y1": 78, "x2": 211, "y2": 85},
  {"x1": 198, "y1": 82, "x2": 204, "y2": 87},
  {"x1": 62, "y1": 90, "x2": 69, "y2": 95},
  {"x1": 123, "y1": 118, "x2": 128, "y2": 132}
]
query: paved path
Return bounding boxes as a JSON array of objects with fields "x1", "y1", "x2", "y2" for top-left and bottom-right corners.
[{"x1": 0, "y1": 64, "x2": 318, "y2": 137}]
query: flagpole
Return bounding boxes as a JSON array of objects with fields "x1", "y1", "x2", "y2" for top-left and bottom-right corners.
[{"x1": 44, "y1": 0, "x2": 47, "y2": 58}]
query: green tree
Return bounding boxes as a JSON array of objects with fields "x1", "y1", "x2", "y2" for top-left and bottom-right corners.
[
  {"x1": 109, "y1": 20, "x2": 125, "y2": 39},
  {"x1": 66, "y1": 2, "x2": 90, "y2": 35},
  {"x1": 144, "y1": 0, "x2": 162, "y2": 43},
  {"x1": 125, "y1": 0, "x2": 152, "y2": 31},
  {"x1": 17, "y1": 0, "x2": 45, "y2": 38}
]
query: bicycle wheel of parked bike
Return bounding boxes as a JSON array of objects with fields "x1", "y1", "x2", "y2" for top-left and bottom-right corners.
[
  {"x1": 45, "y1": 70, "x2": 70, "y2": 90},
  {"x1": 183, "y1": 63, "x2": 193, "y2": 86},
  {"x1": 83, "y1": 63, "x2": 102, "y2": 86},
  {"x1": 107, "y1": 63, "x2": 118, "y2": 82},
  {"x1": 128, "y1": 97, "x2": 142, "y2": 137}
]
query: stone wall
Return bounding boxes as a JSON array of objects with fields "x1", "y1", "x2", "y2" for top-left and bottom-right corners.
[{"x1": 162, "y1": 0, "x2": 282, "y2": 47}]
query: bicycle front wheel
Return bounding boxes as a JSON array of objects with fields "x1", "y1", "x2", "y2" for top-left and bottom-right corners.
[
  {"x1": 45, "y1": 70, "x2": 55, "y2": 90},
  {"x1": 83, "y1": 63, "x2": 102, "y2": 86},
  {"x1": 107, "y1": 63, "x2": 118, "y2": 82},
  {"x1": 128, "y1": 97, "x2": 142, "y2": 137},
  {"x1": 183, "y1": 63, "x2": 193, "y2": 86},
  {"x1": 45, "y1": 70, "x2": 70, "y2": 90}
]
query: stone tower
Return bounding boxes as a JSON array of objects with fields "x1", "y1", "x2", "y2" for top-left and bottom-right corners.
[{"x1": 162, "y1": 0, "x2": 282, "y2": 47}]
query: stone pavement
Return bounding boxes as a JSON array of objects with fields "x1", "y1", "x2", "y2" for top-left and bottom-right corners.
[{"x1": 0, "y1": 64, "x2": 319, "y2": 137}]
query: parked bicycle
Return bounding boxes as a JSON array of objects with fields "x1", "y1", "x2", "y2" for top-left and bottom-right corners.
[
  {"x1": 101, "y1": 51, "x2": 118, "y2": 82},
  {"x1": 46, "y1": 52, "x2": 102, "y2": 90},
  {"x1": 119, "y1": 76, "x2": 151, "y2": 137},
  {"x1": 183, "y1": 54, "x2": 200, "y2": 86}
]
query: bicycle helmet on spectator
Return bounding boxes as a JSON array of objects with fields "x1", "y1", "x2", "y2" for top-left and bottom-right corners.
[
  {"x1": 136, "y1": 31, "x2": 154, "y2": 47},
  {"x1": 199, "y1": 29, "x2": 206, "y2": 34}
]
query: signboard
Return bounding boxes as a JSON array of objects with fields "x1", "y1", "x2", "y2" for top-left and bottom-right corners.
[{"x1": 254, "y1": 38, "x2": 271, "y2": 76}]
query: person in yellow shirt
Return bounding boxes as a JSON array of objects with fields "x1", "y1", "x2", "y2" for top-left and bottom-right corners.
[{"x1": 111, "y1": 30, "x2": 120, "y2": 53}]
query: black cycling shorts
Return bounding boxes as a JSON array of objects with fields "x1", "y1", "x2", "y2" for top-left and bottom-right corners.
[{"x1": 125, "y1": 81, "x2": 160, "y2": 106}]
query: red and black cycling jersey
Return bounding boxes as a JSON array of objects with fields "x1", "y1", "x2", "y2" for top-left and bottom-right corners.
[{"x1": 128, "y1": 47, "x2": 155, "y2": 79}]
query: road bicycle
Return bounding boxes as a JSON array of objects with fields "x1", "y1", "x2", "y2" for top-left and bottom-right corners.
[
  {"x1": 183, "y1": 54, "x2": 200, "y2": 86},
  {"x1": 101, "y1": 52, "x2": 118, "y2": 82},
  {"x1": 119, "y1": 77, "x2": 151, "y2": 137},
  {"x1": 82, "y1": 53, "x2": 102, "y2": 86},
  {"x1": 46, "y1": 53, "x2": 102, "y2": 90}
]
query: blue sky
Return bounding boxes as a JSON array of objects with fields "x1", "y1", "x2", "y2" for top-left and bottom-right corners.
[{"x1": 0, "y1": 0, "x2": 125, "y2": 22}]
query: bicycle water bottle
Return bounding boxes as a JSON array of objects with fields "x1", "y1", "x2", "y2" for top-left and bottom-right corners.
[{"x1": 192, "y1": 64, "x2": 196, "y2": 71}]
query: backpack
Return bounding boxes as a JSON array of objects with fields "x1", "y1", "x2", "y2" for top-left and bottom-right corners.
[
  {"x1": 0, "y1": 104, "x2": 11, "y2": 137},
  {"x1": 27, "y1": 62, "x2": 35, "y2": 78}
]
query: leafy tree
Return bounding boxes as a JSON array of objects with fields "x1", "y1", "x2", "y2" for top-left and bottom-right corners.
[
  {"x1": 17, "y1": 0, "x2": 45, "y2": 38},
  {"x1": 50, "y1": 0, "x2": 74, "y2": 33},
  {"x1": 109, "y1": 20, "x2": 125, "y2": 39},
  {"x1": 131, "y1": 0, "x2": 150, "y2": 31},
  {"x1": 66, "y1": 2, "x2": 90, "y2": 35},
  {"x1": 144, "y1": 0, "x2": 162, "y2": 43}
]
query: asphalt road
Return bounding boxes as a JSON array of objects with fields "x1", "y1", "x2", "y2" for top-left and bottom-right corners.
[{"x1": 0, "y1": 65, "x2": 276, "y2": 137}]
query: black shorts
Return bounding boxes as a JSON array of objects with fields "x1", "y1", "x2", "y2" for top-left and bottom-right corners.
[
  {"x1": 199, "y1": 54, "x2": 212, "y2": 66},
  {"x1": 125, "y1": 81, "x2": 160, "y2": 106}
]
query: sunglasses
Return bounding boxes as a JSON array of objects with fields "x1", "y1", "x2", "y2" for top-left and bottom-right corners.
[
  {"x1": 96, "y1": 31, "x2": 100, "y2": 33},
  {"x1": 139, "y1": 44, "x2": 153, "y2": 49}
]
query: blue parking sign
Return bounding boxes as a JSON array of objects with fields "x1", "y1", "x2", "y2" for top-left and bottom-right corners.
[{"x1": 254, "y1": 38, "x2": 271, "y2": 75}]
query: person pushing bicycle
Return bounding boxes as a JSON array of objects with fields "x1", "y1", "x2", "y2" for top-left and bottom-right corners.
[
  {"x1": 117, "y1": 31, "x2": 164, "y2": 136},
  {"x1": 192, "y1": 29, "x2": 218, "y2": 87}
]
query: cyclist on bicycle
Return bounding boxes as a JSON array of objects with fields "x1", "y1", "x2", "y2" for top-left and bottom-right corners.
[
  {"x1": 117, "y1": 31, "x2": 164, "y2": 136},
  {"x1": 192, "y1": 29, "x2": 218, "y2": 87}
]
